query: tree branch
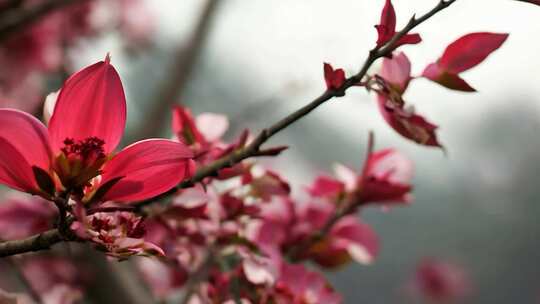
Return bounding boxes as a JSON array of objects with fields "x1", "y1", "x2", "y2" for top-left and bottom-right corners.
[
  {"x1": 136, "y1": 0, "x2": 457, "y2": 209},
  {"x1": 0, "y1": 0, "x2": 90, "y2": 43},
  {"x1": 0, "y1": 0, "x2": 457, "y2": 258},
  {"x1": 0, "y1": 229, "x2": 64, "y2": 258}
]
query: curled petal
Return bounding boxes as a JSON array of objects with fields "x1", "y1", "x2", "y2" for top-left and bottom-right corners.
[
  {"x1": 48, "y1": 57, "x2": 127, "y2": 154},
  {"x1": 0, "y1": 109, "x2": 51, "y2": 170},
  {"x1": 99, "y1": 139, "x2": 194, "y2": 202}
]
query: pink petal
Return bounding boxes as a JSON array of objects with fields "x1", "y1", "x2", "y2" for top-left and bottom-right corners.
[
  {"x1": 331, "y1": 216, "x2": 379, "y2": 264},
  {"x1": 195, "y1": 113, "x2": 229, "y2": 142},
  {"x1": 333, "y1": 163, "x2": 358, "y2": 192},
  {"x1": 438, "y1": 32, "x2": 509, "y2": 73},
  {"x1": 99, "y1": 139, "x2": 194, "y2": 202},
  {"x1": 48, "y1": 57, "x2": 127, "y2": 154},
  {"x1": 0, "y1": 109, "x2": 51, "y2": 170},
  {"x1": 307, "y1": 175, "x2": 344, "y2": 197},
  {"x1": 379, "y1": 52, "x2": 412, "y2": 93},
  {"x1": 0, "y1": 138, "x2": 38, "y2": 192}
]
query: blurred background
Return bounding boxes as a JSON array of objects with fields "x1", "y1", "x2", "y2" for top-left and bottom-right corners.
[{"x1": 2, "y1": 0, "x2": 540, "y2": 303}]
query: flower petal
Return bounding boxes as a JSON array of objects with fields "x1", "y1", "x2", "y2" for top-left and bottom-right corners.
[
  {"x1": 99, "y1": 139, "x2": 194, "y2": 202},
  {"x1": 0, "y1": 138, "x2": 39, "y2": 192},
  {"x1": 0, "y1": 109, "x2": 51, "y2": 170},
  {"x1": 195, "y1": 112, "x2": 229, "y2": 142},
  {"x1": 48, "y1": 57, "x2": 127, "y2": 154}
]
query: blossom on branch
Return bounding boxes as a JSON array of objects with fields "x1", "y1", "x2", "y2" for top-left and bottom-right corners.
[{"x1": 0, "y1": 55, "x2": 194, "y2": 203}]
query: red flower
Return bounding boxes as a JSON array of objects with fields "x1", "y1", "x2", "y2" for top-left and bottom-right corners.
[
  {"x1": 422, "y1": 32, "x2": 509, "y2": 91},
  {"x1": 375, "y1": 0, "x2": 421, "y2": 48},
  {"x1": 323, "y1": 63, "x2": 346, "y2": 90},
  {"x1": 0, "y1": 55, "x2": 194, "y2": 202}
]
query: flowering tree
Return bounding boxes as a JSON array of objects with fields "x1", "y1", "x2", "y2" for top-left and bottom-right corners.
[{"x1": 0, "y1": 0, "x2": 537, "y2": 303}]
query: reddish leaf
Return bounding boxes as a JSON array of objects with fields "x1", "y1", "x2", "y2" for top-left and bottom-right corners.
[
  {"x1": 422, "y1": 32, "x2": 508, "y2": 91},
  {"x1": 375, "y1": 0, "x2": 396, "y2": 47},
  {"x1": 323, "y1": 63, "x2": 346, "y2": 90},
  {"x1": 438, "y1": 32, "x2": 509, "y2": 73},
  {"x1": 375, "y1": 0, "x2": 421, "y2": 48}
]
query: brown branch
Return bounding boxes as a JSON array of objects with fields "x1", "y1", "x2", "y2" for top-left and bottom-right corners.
[
  {"x1": 130, "y1": 0, "x2": 222, "y2": 141},
  {"x1": 136, "y1": 0, "x2": 457, "y2": 210},
  {"x1": 0, "y1": 0, "x2": 91, "y2": 43},
  {"x1": 0, "y1": 229, "x2": 64, "y2": 258},
  {"x1": 0, "y1": 0, "x2": 456, "y2": 258}
]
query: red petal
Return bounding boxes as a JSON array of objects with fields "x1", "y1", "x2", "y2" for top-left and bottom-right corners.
[
  {"x1": 375, "y1": 0, "x2": 396, "y2": 47},
  {"x1": 438, "y1": 32, "x2": 508, "y2": 73},
  {"x1": 99, "y1": 139, "x2": 194, "y2": 202},
  {"x1": 171, "y1": 105, "x2": 205, "y2": 145},
  {"x1": 0, "y1": 109, "x2": 52, "y2": 170},
  {"x1": 48, "y1": 57, "x2": 127, "y2": 154},
  {"x1": 0, "y1": 138, "x2": 38, "y2": 192}
]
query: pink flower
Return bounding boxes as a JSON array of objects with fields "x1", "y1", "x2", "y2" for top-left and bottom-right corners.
[
  {"x1": 414, "y1": 258, "x2": 471, "y2": 302},
  {"x1": 376, "y1": 52, "x2": 443, "y2": 148},
  {"x1": 137, "y1": 258, "x2": 187, "y2": 299},
  {"x1": 72, "y1": 211, "x2": 164, "y2": 258},
  {"x1": 274, "y1": 263, "x2": 342, "y2": 304},
  {"x1": 308, "y1": 135, "x2": 413, "y2": 206},
  {"x1": 0, "y1": 55, "x2": 194, "y2": 203}
]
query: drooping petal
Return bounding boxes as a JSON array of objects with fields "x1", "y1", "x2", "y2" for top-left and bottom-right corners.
[
  {"x1": 0, "y1": 109, "x2": 51, "y2": 170},
  {"x1": 195, "y1": 112, "x2": 229, "y2": 142},
  {"x1": 0, "y1": 138, "x2": 39, "y2": 192},
  {"x1": 98, "y1": 139, "x2": 194, "y2": 202},
  {"x1": 307, "y1": 175, "x2": 345, "y2": 198},
  {"x1": 48, "y1": 56, "x2": 127, "y2": 154},
  {"x1": 377, "y1": 95, "x2": 443, "y2": 148},
  {"x1": 438, "y1": 32, "x2": 508, "y2": 73}
]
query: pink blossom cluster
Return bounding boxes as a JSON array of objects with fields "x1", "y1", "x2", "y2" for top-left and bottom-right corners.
[{"x1": 0, "y1": 0, "x2": 535, "y2": 302}]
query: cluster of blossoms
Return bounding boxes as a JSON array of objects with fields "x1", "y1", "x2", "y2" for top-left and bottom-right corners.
[
  {"x1": 0, "y1": 0, "x2": 538, "y2": 303},
  {"x1": 0, "y1": 0, "x2": 153, "y2": 113}
]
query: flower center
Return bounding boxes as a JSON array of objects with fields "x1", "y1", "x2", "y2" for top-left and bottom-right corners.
[
  {"x1": 61, "y1": 137, "x2": 106, "y2": 163},
  {"x1": 55, "y1": 137, "x2": 108, "y2": 192}
]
